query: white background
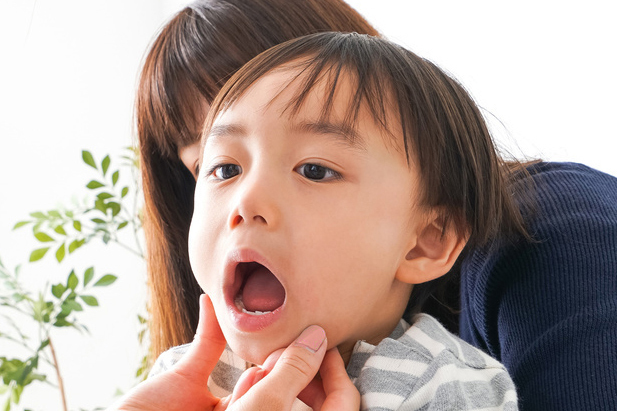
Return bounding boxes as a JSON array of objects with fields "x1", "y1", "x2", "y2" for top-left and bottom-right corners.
[{"x1": 0, "y1": 1, "x2": 615, "y2": 410}]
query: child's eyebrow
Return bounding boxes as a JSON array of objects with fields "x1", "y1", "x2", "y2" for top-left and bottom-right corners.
[
  {"x1": 291, "y1": 121, "x2": 366, "y2": 151},
  {"x1": 205, "y1": 120, "x2": 366, "y2": 151},
  {"x1": 205, "y1": 123, "x2": 247, "y2": 142}
]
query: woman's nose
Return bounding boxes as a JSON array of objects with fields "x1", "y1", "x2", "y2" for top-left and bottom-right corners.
[{"x1": 228, "y1": 172, "x2": 281, "y2": 230}]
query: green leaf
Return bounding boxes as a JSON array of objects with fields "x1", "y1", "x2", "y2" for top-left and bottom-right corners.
[
  {"x1": 91, "y1": 218, "x2": 106, "y2": 224},
  {"x1": 107, "y1": 202, "x2": 121, "y2": 216},
  {"x1": 102, "y1": 155, "x2": 111, "y2": 176},
  {"x1": 11, "y1": 292, "x2": 26, "y2": 302},
  {"x1": 94, "y1": 199, "x2": 107, "y2": 213},
  {"x1": 53, "y1": 318, "x2": 73, "y2": 327},
  {"x1": 117, "y1": 221, "x2": 128, "y2": 230},
  {"x1": 68, "y1": 239, "x2": 84, "y2": 254},
  {"x1": 67, "y1": 271, "x2": 78, "y2": 290},
  {"x1": 112, "y1": 170, "x2": 119, "y2": 186},
  {"x1": 121, "y1": 186, "x2": 129, "y2": 198},
  {"x1": 73, "y1": 220, "x2": 82, "y2": 232},
  {"x1": 29, "y1": 211, "x2": 46, "y2": 219},
  {"x1": 34, "y1": 232, "x2": 54, "y2": 242},
  {"x1": 13, "y1": 221, "x2": 30, "y2": 230},
  {"x1": 32, "y1": 296, "x2": 53, "y2": 322},
  {"x1": 87, "y1": 180, "x2": 105, "y2": 189},
  {"x1": 80, "y1": 295, "x2": 98, "y2": 306},
  {"x1": 54, "y1": 225, "x2": 67, "y2": 235},
  {"x1": 97, "y1": 192, "x2": 113, "y2": 200},
  {"x1": 48, "y1": 210, "x2": 62, "y2": 218},
  {"x1": 82, "y1": 150, "x2": 97, "y2": 169},
  {"x1": 94, "y1": 274, "x2": 117, "y2": 287},
  {"x1": 29, "y1": 248, "x2": 49, "y2": 262},
  {"x1": 63, "y1": 299, "x2": 83, "y2": 312},
  {"x1": 65, "y1": 210, "x2": 74, "y2": 218},
  {"x1": 51, "y1": 283, "x2": 66, "y2": 298},
  {"x1": 84, "y1": 267, "x2": 94, "y2": 286},
  {"x1": 55, "y1": 243, "x2": 66, "y2": 263}
]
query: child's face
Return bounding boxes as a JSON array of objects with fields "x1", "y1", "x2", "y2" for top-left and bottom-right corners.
[{"x1": 189, "y1": 65, "x2": 426, "y2": 364}]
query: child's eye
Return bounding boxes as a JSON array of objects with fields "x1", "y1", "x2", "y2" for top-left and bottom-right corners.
[
  {"x1": 296, "y1": 163, "x2": 342, "y2": 181},
  {"x1": 208, "y1": 163, "x2": 241, "y2": 180}
]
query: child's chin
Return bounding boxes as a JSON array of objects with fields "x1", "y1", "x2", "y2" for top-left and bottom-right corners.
[{"x1": 228, "y1": 337, "x2": 282, "y2": 366}]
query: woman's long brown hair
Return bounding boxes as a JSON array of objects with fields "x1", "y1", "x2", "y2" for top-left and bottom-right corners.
[{"x1": 136, "y1": 0, "x2": 379, "y2": 360}]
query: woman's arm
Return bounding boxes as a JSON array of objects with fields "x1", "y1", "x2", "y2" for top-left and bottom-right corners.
[{"x1": 460, "y1": 162, "x2": 617, "y2": 410}]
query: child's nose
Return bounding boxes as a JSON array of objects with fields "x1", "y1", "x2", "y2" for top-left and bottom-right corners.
[{"x1": 228, "y1": 173, "x2": 281, "y2": 230}]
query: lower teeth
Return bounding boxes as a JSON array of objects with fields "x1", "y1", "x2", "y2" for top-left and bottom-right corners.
[
  {"x1": 242, "y1": 308, "x2": 271, "y2": 316},
  {"x1": 236, "y1": 296, "x2": 271, "y2": 315}
]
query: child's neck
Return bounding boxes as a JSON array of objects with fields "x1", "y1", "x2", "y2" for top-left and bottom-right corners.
[{"x1": 338, "y1": 323, "x2": 401, "y2": 367}]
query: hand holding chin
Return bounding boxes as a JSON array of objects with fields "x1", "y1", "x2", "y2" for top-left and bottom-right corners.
[{"x1": 108, "y1": 294, "x2": 359, "y2": 411}]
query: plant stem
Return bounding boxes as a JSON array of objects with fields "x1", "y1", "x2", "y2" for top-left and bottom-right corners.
[
  {"x1": 113, "y1": 239, "x2": 143, "y2": 258},
  {"x1": 48, "y1": 337, "x2": 68, "y2": 411}
]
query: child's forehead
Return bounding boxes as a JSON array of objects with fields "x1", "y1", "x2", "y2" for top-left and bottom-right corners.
[{"x1": 209, "y1": 60, "x2": 403, "y2": 149}]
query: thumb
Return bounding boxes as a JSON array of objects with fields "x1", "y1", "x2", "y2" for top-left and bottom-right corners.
[
  {"x1": 230, "y1": 325, "x2": 327, "y2": 410},
  {"x1": 174, "y1": 294, "x2": 227, "y2": 381}
]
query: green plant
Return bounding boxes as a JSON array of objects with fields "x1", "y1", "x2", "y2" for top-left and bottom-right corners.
[
  {"x1": 0, "y1": 149, "x2": 145, "y2": 411},
  {"x1": 14, "y1": 149, "x2": 143, "y2": 263},
  {"x1": 0, "y1": 260, "x2": 116, "y2": 411}
]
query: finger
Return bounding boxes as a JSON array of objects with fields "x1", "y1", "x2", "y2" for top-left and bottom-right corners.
[
  {"x1": 298, "y1": 348, "x2": 351, "y2": 410},
  {"x1": 297, "y1": 377, "x2": 325, "y2": 410},
  {"x1": 229, "y1": 366, "x2": 265, "y2": 404},
  {"x1": 231, "y1": 325, "x2": 327, "y2": 411},
  {"x1": 174, "y1": 294, "x2": 227, "y2": 380},
  {"x1": 319, "y1": 348, "x2": 360, "y2": 410},
  {"x1": 261, "y1": 348, "x2": 284, "y2": 372}
]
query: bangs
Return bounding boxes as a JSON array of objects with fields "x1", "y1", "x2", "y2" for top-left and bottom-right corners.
[{"x1": 207, "y1": 33, "x2": 414, "y2": 160}]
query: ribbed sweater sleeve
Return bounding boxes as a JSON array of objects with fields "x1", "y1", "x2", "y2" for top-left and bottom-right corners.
[{"x1": 459, "y1": 162, "x2": 617, "y2": 410}]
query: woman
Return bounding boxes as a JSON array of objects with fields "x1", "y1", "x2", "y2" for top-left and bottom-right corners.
[{"x1": 135, "y1": 0, "x2": 617, "y2": 409}]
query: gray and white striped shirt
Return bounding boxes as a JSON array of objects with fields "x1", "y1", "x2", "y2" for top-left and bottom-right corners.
[
  {"x1": 149, "y1": 314, "x2": 517, "y2": 410},
  {"x1": 348, "y1": 314, "x2": 517, "y2": 410}
]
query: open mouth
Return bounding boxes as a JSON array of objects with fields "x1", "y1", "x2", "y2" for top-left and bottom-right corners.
[{"x1": 233, "y1": 262, "x2": 286, "y2": 316}]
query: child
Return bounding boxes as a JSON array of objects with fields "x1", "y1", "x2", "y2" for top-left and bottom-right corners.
[{"x1": 179, "y1": 32, "x2": 521, "y2": 410}]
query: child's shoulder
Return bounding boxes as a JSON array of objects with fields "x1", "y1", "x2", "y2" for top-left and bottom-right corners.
[
  {"x1": 386, "y1": 314, "x2": 506, "y2": 371},
  {"x1": 350, "y1": 314, "x2": 517, "y2": 410}
]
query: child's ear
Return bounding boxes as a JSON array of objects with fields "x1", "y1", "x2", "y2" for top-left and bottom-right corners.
[{"x1": 396, "y1": 214, "x2": 467, "y2": 285}]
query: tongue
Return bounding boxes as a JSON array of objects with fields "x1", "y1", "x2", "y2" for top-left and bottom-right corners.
[{"x1": 241, "y1": 266, "x2": 285, "y2": 312}]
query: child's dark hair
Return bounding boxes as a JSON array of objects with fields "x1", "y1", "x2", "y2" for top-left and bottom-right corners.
[{"x1": 203, "y1": 31, "x2": 534, "y2": 321}]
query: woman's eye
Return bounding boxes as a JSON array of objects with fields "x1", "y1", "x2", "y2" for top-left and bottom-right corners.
[
  {"x1": 296, "y1": 163, "x2": 341, "y2": 181},
  {"x1": 209, "y1": 164, "x2": 241, "y2": 180}
]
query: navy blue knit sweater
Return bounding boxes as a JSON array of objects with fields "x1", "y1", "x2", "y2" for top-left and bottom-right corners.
[{"x1": 459, "y1": 162, "x2": 617, "y2": 410}]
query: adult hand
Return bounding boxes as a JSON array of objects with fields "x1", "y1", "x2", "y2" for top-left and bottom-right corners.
[
  {"x1": 108, "y1": 294, "x2": 359, "y2": 411},
  {"x1": 228, "y1": 335, "x2": 359, "y2": 410}
]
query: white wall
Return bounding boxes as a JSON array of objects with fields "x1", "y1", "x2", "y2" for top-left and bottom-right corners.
[
  {"x1": 0, "y1": 0, "x2": 615, "y2": 410},
  {"x1": 0, "y1": 1, "x2": 183, "y2": 410}
]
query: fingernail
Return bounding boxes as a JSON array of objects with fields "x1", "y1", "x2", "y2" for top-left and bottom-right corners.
[{"x1": 294, "y1": 325, "x2": 326, "y2": 353}]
